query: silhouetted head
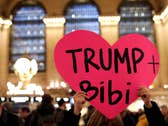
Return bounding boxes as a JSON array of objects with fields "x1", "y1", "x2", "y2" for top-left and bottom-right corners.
[
  {"x1": 58, "y1": 98, "x2": 65, "y2": 107},
  {"x1": 19, "y1": 106, "x2": 30, "y2": 118},
  {"x1": 42, "y1": 94, "x2": 53, "y2": 105}
]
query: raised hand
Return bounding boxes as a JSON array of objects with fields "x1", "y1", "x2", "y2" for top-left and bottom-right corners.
[
  {"x1": 73, "y1": 91, "x2": 87, "y2": 115},
  {"x1": 137, "y1": 86, "x2": 152, "y2": 108}
]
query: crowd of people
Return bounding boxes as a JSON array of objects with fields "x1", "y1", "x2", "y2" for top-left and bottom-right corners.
[{"x1": 0, "y1": 87, "x2": 168, "y2": 126}]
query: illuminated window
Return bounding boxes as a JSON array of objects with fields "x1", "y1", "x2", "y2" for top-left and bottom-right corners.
[
  {"x1": 10, "y1": 1, "x2": 46, "y2": 72},
  {"x1": 64, "y1": 1, "x2": 100, "y2": 34},
  {"x1": 119, "y1": 0, "x2": 154, "y2": 42}
]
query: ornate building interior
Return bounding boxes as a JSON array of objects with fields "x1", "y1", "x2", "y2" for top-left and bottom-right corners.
[{"x1": 0, "y1": 0, "x2": 168, "y2": 111}]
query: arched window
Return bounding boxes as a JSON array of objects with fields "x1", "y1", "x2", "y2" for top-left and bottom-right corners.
[
  {"x1": 64, "y1": 1, "x2": 100, "y2": 34},
  {"x1": 10, "y1": 1, "x2": 46, "y2": 72},
  {"x1": 119, "y1": 0, "x2": 154, "y2": 42}
]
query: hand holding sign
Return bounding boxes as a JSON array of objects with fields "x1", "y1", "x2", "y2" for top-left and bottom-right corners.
[{"x1": 54, "y1": 30, "x2": 159, "y2": 119}]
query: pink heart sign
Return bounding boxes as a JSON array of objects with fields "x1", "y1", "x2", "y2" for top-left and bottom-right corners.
[{"x1": 54, "y1": 30, "x2": 159, "y2": 119}]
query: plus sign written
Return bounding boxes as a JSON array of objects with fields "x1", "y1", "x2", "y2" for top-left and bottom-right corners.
[{"x1": 148, "y1": 55, "x2": 159, "y2": 74}]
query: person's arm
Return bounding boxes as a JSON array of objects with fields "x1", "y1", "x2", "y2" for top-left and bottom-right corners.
[
  {"x1": 62, "y1": 109, "x2": 81, "y2": 126},
  {"x1": 137, "y1": 87, "x2": 152, "y2": 108},
  {"x1": 62, "y1": 91, "x2": 87, "y2": 126},
  {"x1": 138, "y1": 87, "x2": 165, "y2": 126},
  {"x1": 112, "y1": 115, "x2": 124, "y2": 126}
]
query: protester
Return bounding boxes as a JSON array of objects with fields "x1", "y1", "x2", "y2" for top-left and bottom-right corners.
[
  {"x1": 138, "y1": 87, "x2": 166, "y2": 126},
  {"x1": 3, "y1": 102, "x2": 13, "y2": 113},
  {"x1": 0, "y1": 99, "x2": 20, "y2": 126},
  {"x1": 87, "y1": 109, "x2": 124, "y2": 126},
  {"x1": 83, "y1": 105, "x2": 95, "y2": 125},
  {"x1": 160, "y1": 105, "x2": 168, "y2": 126},
  {"x1": 54, "y1": 98, "x2": 67, "y2": 126},
  {"x1": 136, "y1": 113, "x2": 149, "y2": 126},
  {"x1": 27, "y1": 91, "x2": 87, "y2": 126},
  {"x1": 57, "y1": 98, "x2": 66, "y2": 110},
  {"x1": 136, "y1": 109, "x2": 144, "y2": 120},
  {"x1": 120, "y1": 109, "x2": 136, "y2": 126},
  {"x1": 19, "y1": 106, "x2": 30, "y2": 126}
]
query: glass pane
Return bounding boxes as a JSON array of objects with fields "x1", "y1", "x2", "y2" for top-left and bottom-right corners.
[
  {"x1": 119, "y1": 1, "x2": 154, "y2": 43},
  {"x1": 65, "y1": 3, "x2": 100, "y2": 34},
  {"x1": 10, "y1": 5, "x2": 46, "y2": 72}
]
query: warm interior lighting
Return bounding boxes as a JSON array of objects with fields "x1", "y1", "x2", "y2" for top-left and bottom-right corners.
[
  {"x1": 47, "y1": 80, "x2": 68, "y2": 89},
  {"x1": 160, "y1": 6, "x2": 168, "y2": 20},
  {"x1": 35, "y1": 96, "x2": 42, "y2": 102},
  {"x1": 149, "y1": 85, "x2": 154, "y2": 89},
  {"x1": 10, "y1": 96, "x2": 29, "y2": 103},
  {"x1": 43, "y1": 16, "x2": 120, "y2": 27},
  {"x1": 3, "y1": 19, "x2": 12, "y2": 25},
  {"x1": 0, "y1": 97, "x2": 6, "y2": 102},
  {"x1": 43, "y1": 17, "x2": 65, "y2": 27},
  {"x1": 0, "y1": 17, "x2": 12, "y2": 29},
  {"x1": 1, "y1": 6, "x2": 168, "y2": 27},
  {"x1": 153, "y1": 6, "x2": 168, "y2": 24},
  {"x1": 127, "y1": 99, "x2": 144, "y2": 112},
  {"x1": 7, "y1": 58, "x2": 44, "y2": 96},
  {"x1": 99, "y1": 16, "x2": 120, "y2": 25},
  {"x1": 7, "y1": 82, "x2": 44, "y2": 95},
  {"x1": 163, "y1": 84, "x2": 168, "y2": 89},
  {"x1": 0, "y1": 17, "x2": 3, "y2": 24}
]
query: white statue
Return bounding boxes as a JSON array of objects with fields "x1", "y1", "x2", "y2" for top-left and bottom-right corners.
[{"x1": 14, "y1": 58, "x2": 38, "y2": 89}]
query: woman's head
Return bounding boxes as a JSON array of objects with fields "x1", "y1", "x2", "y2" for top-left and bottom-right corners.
[{"x1": 87, "y1": 110, "x2": 124, "y2": 126}]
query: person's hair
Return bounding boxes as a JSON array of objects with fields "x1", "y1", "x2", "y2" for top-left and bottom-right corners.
[
  {"x1": 87, "y1": 110, "x2": 124, "y2": 126},
  {"x1": 160, "y1": 105, "x2": 168, "y2": 109},
  {"x1": 3, "y1": 102, "x2": 13, "y2": 112},
  {"x1": 41, "y1": 94, "x2": 53, "y2": 105},
  {"x1": 21, "y1": 106, "x2": 30, "y2": 113},
  {"x1": 58, "y1": 98, "x2": 65, "y2": 107}
]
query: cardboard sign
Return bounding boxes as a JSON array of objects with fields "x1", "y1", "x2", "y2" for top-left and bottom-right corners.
[{"x1": 54, "y1": 30, "x2": 159, "y2": 119}]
